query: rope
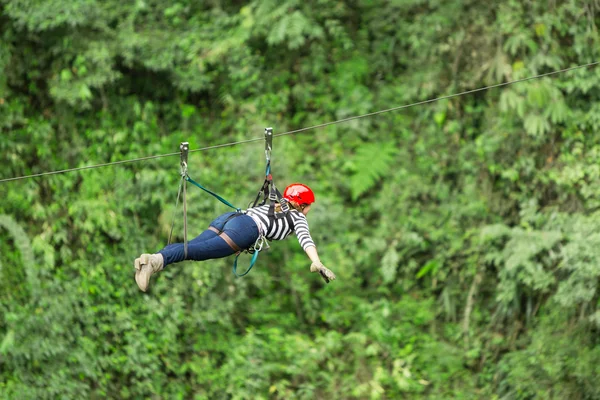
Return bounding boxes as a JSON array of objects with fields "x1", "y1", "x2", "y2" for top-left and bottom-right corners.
[
  {"x1": 1, "y1": 61, "x2": 597, "y2": 184},
  {"x1": 167, "y1": 176, "x2": 185, "y2": 246},
  {"x1": 183, "y1": 175, "x2": 188, "y2": 259}
]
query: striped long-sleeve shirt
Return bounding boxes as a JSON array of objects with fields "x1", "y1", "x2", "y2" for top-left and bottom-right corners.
[{"x1": 245, "y1": 204, "x2": 315, "y2": 251}]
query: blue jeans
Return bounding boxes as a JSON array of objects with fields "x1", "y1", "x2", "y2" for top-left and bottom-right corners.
[{"x1": 158, "y1": 212, "x2": 259, "y2": 267}]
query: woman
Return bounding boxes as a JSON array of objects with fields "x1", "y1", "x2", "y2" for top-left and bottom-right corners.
[{"x1": 134, "y1": 183, "x2": 336, "y2": 291}]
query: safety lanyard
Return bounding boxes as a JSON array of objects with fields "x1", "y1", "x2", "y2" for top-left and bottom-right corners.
[{"x1": 169, "y1": 132, "x2": 282, "y2": 277}]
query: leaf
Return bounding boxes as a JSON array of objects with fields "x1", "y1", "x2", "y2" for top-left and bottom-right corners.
[
  {"x1": 480, "y1": 224, "x2": 511, "y2": 242},
  {"x1": 60, "y1": 69, "x2": 72, "y2": 82},
  {"x1": 524, "y1": 113, "x2": 550, "y2": 137},
  {"x1": 546, "y1": 100, "x2": 569, "y2": 124},
  {"x1": 0, "y1": 215, "x2": 38, "y2": 297},
  {"x1": 381, "y1": 245, "x2": 399, "y2": 283},
  {"x1": 0, "y1": 330, "x2": 15, "y2": 355},
  {"x1": 500, "y1": 89, "x2": 526, "y2": 117},
  {"x1": 434, "y1": 111, "x2": 446, "y2": 127},
  {"x1": 416, "y1": 259, "x2": 439, "y2": 279},
  {"x1": 527, "y1": 84, "x2": 551, "y2": 108},
  {"x1": 349, "y1": 141, "x2": 397, "y2": 201}
]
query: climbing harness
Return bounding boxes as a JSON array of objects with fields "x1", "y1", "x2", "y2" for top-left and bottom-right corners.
[
  {"x1": 170, "y1": 128, "x2": 289, "y2": 277},
  {"x1": 250, "y1": 128, "x2": 295, "y2": 231}
]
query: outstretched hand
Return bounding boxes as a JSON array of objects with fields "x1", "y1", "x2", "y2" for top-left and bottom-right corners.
[{"x1": 310, "y1": 261, "x2": 336, "y2": 284}]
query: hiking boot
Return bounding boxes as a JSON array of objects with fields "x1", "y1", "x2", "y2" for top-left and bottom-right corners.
[{"x1": 134, "y1": 253, "x2": 164, "y2": 292}]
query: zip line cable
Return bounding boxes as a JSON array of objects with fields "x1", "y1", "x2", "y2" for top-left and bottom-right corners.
[
  {"x1": 274, "y1": 61, "x2": 600, "y2": 138},
  {"x1": 1, "y1": 61, "x2": 598, "y2": 184},
  {"x1": 0, "y1": 152, "x2": 182, "y2": 183}
]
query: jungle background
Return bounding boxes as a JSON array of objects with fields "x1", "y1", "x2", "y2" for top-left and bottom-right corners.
[{"x1": 1, "y1": 0, "x2": 600, "y2": 399}]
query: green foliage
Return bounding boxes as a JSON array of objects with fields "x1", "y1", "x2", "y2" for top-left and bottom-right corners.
[
  {"x1": 1, "y1": 0, "x2": 600, "y2": 398},
  {"x1": 348, "y1": 141, "x2": 397, "y2": 201},
  {"x1": 0, "y1": 215, "x2": 38, "y2": 299}
]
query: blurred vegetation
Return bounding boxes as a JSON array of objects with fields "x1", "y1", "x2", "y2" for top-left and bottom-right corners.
[{"x1": 1, "y1": 0, "x2": 600, "y2": 398}]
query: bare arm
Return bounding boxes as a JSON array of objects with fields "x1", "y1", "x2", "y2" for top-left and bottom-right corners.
[{"x1": 305, "y1": 245, "x2": 321, "y2": 264}]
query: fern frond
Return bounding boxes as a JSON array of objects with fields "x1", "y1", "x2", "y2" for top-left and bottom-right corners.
[
  {"x1": 350, "y1": 141, "x2": 397, "y2": 201},
  {"x1": 0, "y1": 215, "x2": 38, "y2": 297}
]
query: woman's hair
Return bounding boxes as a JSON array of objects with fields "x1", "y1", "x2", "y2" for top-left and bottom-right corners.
[{"x1": 275, "y1": 201, "x2": 306, "y2": 213}]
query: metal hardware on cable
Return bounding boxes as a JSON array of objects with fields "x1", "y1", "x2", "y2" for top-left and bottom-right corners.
[
  {"x1": 251, "y1": 127, "x2": 275, "y2": 208},
  {"x1": 265, "y1": 127, "x2": 273, "y2": 165},
  {"x1": 181, "y1": 142, "x2": 189, "y2": 258},
  {"x1": 180, "y1": 142, "x2": 189, "y2": 177},
  {"x1": 168, "y1": 142, "x2": 190, "y2": 259}
]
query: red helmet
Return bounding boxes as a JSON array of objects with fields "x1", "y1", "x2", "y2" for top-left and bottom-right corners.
[{"x1": 283, "y1": 183, "x2": 315, "y2": 205}]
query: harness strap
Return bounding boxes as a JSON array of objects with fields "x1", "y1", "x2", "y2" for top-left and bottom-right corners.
[
  {"x1": 186, "y1": 176, "x2": 240, "y2": 212},
  {"x1": 266, "y1": 204, "x2": 296, "y2": 231},
  {"x1": 168, "y1": 175, "x2": 185, "y2": 247},
  {"x1": 206, "y1": 212, "x2": 262, "y2": 277},
  {"x1": 183, "y1": 173, "x2": 188, "y2": 258},
  {"x1": 208, "y1": 226, "x2": 242, "y2": 252},
  {"x1": 285, "y1": 212, "x2": 295, "y2": 231},
  {"x1": 233, "y1": 251, "x2": 260, "y2": 277},
  {"x1": 180, "y1": 143, "x2": 189, "y2": 259},
  {"x1": 169, "y1": 142, "x2": 190, "y2": 258},
  {"x1": 251, "y1": 177, "x2": 271, "y2": 208}
]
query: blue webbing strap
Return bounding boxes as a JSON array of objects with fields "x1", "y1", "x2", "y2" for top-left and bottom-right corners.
[
  {"x1": 232, "y1": 250, "x2": 260, "y2": 277},
  {"x1": 185, "y1": 176, "x2": 241, "y2": 212}
]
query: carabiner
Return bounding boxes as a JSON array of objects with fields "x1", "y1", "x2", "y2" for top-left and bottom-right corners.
[
  {"x1": 264, "y1": 127, "x2": 273, "y2": 162},
  {"x1": 180, "y1": 142, "x2": 189, "y2": 177}
]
